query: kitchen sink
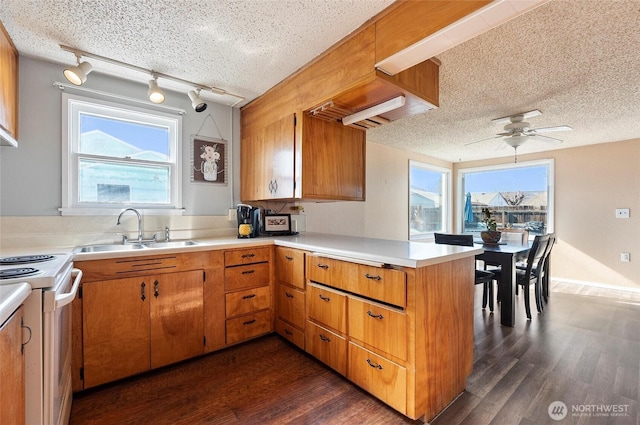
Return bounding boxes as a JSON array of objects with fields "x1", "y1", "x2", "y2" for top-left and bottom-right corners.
[
  {"x1": 73, "y1": 244, "x2": 146, "y2": 253},
  {"x1": 143, "y1": 240, "x2": 199, "y2": 248}
]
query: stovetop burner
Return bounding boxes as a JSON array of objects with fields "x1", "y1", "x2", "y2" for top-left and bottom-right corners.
[
  {"x1": 0, "y1": 267, "x2": 42, "y2": 280},
  {"x1": 0, "y1": 255, "x2": 56, "y2": 265}
]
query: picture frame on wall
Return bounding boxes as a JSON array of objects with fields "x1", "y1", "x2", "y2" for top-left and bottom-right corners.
[{"x1": 191, "y1": 135, "x2": 228, "y2": 184}]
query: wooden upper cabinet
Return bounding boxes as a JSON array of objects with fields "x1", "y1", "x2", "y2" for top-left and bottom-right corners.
[{"x1": 0, "y1": 21, "x2": 19, "y2": 143}]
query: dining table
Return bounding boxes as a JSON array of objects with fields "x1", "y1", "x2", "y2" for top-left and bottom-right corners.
[{"x1": 475, "y1": 241, "x2": 532, "y2": 327}]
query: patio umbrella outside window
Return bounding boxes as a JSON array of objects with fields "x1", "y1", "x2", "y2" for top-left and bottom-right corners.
[{"x1": 464, "y1": 192, "x2": 474, "y2": 223}]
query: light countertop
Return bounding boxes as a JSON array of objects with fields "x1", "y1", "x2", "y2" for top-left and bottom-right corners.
[{"x1": 0, "y1": 282, "x2": 31, "y2": 325}]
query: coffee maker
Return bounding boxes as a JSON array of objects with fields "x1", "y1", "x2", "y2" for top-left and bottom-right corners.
[{"x1": 236, "y1": 204, "x2": 261, "y2": 238}]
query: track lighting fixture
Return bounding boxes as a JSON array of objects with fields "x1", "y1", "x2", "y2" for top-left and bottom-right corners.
[
  {"x1": 63, "y1": 54, "x2": 93, "y2": 86},
  {"x1": 147, "y1": 76, "x2": 165, "y2": 104},
  {"x1": 188, "y1": 90, "x2": 207, "y2": 112}
]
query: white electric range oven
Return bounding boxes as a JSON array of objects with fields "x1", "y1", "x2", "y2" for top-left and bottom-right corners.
[{"x1": 0, "y1": 253, "x2": 82, "y2": 425}]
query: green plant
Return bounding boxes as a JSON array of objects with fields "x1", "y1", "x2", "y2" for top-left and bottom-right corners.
[{"x1": 481, "y1": 208, "x2": 497, "y2": 231}]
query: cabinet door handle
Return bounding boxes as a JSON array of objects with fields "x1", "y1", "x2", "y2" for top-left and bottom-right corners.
[
  {"x1": 318, "y1": 294, "x2": 330, "y2": 302},
  {"x1": 153, "y1": 280, "x2": 159, "y2": 298},
  {"x1": 365, "y1": 273, "x2": 382, "y2": 281},
  {"x1": 242, "y1": 294, "x2": 256, "y2": 300},
  {"x1": 317, "y1": 263, "x2": 329, "y2": 270},
  {"x1": 242, "y1": 269, "x2": 255, "y2": 275},
  {"x1": 319, "y1": 334, "x2": 331, "y2": 343},
  {"x1": 241, "y1": 253, "x2": 255, "y2": 259},
  {"x1": 285, "y1": 255, "x2": 294, "y2": 261},
  {"x1": 367, "y1": 310, "x2": 384, "y2": 320},
  {"x1": 243, "y1": 319, "x2": 256, "y2": 325},
  {"x1": 366, "y1": 358, "x2": 383, "y2": 370},
  {"x1": 284, "y1": 329, "x2": 293, "y2": 336},
  {"x1": 21, "y1": 318, "x2": 32, "y2": 354},
  {"x1": 273, "y1": 179, "x2": 278, "y2": 193},
  {"x1": 141, "y1": 282, "x2": 146, "y2": 301},
  {"x1": 285, "y1": 292, "x2": 294, "y2": 298}
]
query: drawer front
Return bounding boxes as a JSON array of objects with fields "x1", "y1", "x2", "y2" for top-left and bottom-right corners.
[
  {"x1": 224, "y1": 262, "x2": 270, "y2": 291},
  {"x1": 276, "y1": 318, "x2": 305, "y2": 350},
  {"x1": 352, "y1": 265, "x2": 406, "y2": 307},
  {"x1": 348, "y1": 297, "x2": 407, "y2": 361},
  {"x1": 306, "y1": 321, "x2": 347, "y2": 376},
  {"x1": 226, "y1": 310, "x2": 272, "y2": 345},
  {"x1": 225, "y1": 247, "x2": 271, "y2": 267},
  {"x1": 275, "y1": 247, "x2": 306, "y2": 289},
  {"x1": 225, "y1": 286, "x2": 271, "y2": 318},
  {"x1": 307, "y1": 283, "x2": 346, "y2": 334},
  {"x1": 306, "y1": 256, "x2": 352, "y2": 287},
  {"x1": 276, "y1": 284, "x2": 305, "y2": 329},
  {"x1": 348, "y1": 342, "x2": 407, "y2": 415}
]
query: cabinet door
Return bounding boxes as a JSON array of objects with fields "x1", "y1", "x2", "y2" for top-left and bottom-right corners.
[
  {"x1": 307, "y1": 283, "x2": 347, "y2": 334},
  {"x1": 150, "y1": 270, "x2": 204, "y2": 369},
  {"x1": 83, "y1": 277, "x2": 151, "y2": 388},
  {"x1": 276, "y1": 283, "x2": 305, "y2": 329},
  {"x1": 0, "y1": 23, "x2": 18, "y2": 139},
  {"x1": 241, "y1": 114, "x2": 295, "y2": 200},
  {"x1": 275, "y1": 247, "x2": 305, "y2": 289},
  {"x1": 0, "y1": 307, "x2": 25, "y2": 425},
  {"x1": 306, "y1": 321, "x2": 347, "y2": 376}
]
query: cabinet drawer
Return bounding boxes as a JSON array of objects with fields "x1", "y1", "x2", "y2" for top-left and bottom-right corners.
[
  {"x1": 224, "y1": 262, "x2": 270, "y2": 291},
  {"x1": 348, "y1": 297, "x2": 407, "y2": 361},
  {"x1": 225, "y1": 286, "x2": 271, "y2": 318},
  {"x1": 306, "y1": 256, "x2": 353, "y2": 287},
  {"x1": 225, "y1": 310, "x2": 272, "y2": 345},
  {"x1": 307, "y1": 283, "x2": 346, "y2": 334},
  {"x1": 306, "y1": 321, "x2": 347, "y2": 376},
  {"x1": 225, "y1": 247, "x2": 271, "y2": 267},
  {"x1": 348, "y1": 342, "x2": 407, "y2": 415},
  {"x1": 352, "y1": 265, "x2": 406, "y2": 307},
  {"x1": 276, "y1": 283, "x2": 305, "y2": 329},
  {"x1": 275, "y1": 247, "x2": 306, "y2": 289},
  {"x1": 276, "y1": 318, "x2": 305, "y2": 350}
]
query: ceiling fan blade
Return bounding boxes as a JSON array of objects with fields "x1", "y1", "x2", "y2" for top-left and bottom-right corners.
[
  {"x1": 492, "y1": 109, "x2": 542, "y2": 125},
  {"x1": 530, "y1": 125, "x2": 573, "y2": 133},
  {"x1": 464, "y1": 134, "x2": 503, "y2": 146},
  {"x1": 528, "y1": 134, "x2": 563, "y2": 144}
]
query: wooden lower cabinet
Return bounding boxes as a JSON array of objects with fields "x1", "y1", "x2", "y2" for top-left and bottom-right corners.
[
  {"x1": 0, "y1": 307, "x2": 25, "y2": 425},
  {"x1": 82, "y1": 270, "x2": 204, "y2": 388},
  {"x1": 275, "y1": 319, "x2": 305, "y2": 348},
  {"x1": 348, "y1": 342, "x2": 407, "y2": 414},
  {"x1": 275, "y1": 283, "x2": 305, "y2": 329},
  {"x1": 226, "y1": 310, "x2": 271, "y2": 345},
  {"x1": 306, "y1": 321, "x2": 347, "y2": 376},
  {"x1": 306, "y1": 283, "x2": 346, "y2": 334}
]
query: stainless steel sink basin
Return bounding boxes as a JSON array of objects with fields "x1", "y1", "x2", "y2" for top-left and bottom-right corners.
[
  {"x1": 143, "y1": 240, "x2": 199, "y2": 248},
  {"x1": 73, "y1": 244, "x2": 146, "y2": 253}
]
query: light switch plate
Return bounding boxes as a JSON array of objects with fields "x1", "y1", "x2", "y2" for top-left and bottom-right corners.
[
  {"x1": 621, "y1": 252, "x2": 630, "y2": 262},
  {"x1": 615, "y1": 208, "x2": 630, "y2": 218}
]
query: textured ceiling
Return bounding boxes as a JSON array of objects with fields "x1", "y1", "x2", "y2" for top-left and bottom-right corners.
[{"x1": 1, "y1": 0, "x2": 640, "y2": 162}]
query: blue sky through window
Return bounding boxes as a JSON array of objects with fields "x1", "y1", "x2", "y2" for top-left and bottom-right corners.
[{"x1": 80, "y1": 114, "x2": 169, "y2": 156}]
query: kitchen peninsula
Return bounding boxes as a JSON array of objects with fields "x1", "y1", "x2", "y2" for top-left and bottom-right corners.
[{"x1": 68, "y1": 232, "x2": 481, "y2": 423}]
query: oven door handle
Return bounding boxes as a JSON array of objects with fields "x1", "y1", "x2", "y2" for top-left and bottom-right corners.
[{"x1": 55, "y1": 268, "x2": 83, "y2": 309}]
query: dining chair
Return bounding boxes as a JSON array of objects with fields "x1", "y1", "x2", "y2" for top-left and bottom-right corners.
[
  {"x1": 434, "y1": 233, "x2": 496, "y2": 310},
  {"x1": 499, "y1": 228, "x2": 529, "y2": 245},
  {"x1": 493, "y1": 234, "x2": 549, "y2": 319}
]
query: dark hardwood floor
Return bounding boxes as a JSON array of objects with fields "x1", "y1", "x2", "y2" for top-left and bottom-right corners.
[{"x1": 70, "y1": 282, "x2": 640, "y2": 425}]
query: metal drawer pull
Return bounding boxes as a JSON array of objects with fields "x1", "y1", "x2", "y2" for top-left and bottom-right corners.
[
  {"x1": 153, "y1": 280, "x2": 159, "y2": 298},
  {"x1": 242, "y1": 294, "x2": 256, "y2": 300},
  {"x1": 319, "y1": 334, "x2": 331, "y2": 342},
  {"x1": 285, "y1": 329, "x2": 293, "y2": 336},
  {"x1": 141, "y1": 282, "x2": 146, "y2": 301},
  {"x1": 241, "y1": 269, "x2": 255, "y2": 275},
  {"x1": 21, "y1": 319, "x2": 32, "y2": 354},
  {"x1": 367, "y1": 311, "x2": 384, "y2": 320},
  {"x1": 366, "y1": 358, "x2": 383, "y2": 370},
  {"x1": 365, "y1": 273, "x2": 382, "y2": 281},
  {"x1": 243, "y1": 319, "x2": 256, "y2": 325},
  {"x1": 241, "y1": 253, "x2": 256, "y2": 259},
  {"x1": 319, "y1": 294, "x2": 331, "y2": 302},
  {"x1": 285, "y1": 255, "x2": 294, "y2": 261},
  {"x1": 285, "y1": 292, "x2": 294, "y2": 298},
  {"x1": 317, "y1": 263, "x2": 329, "y2": 270}
]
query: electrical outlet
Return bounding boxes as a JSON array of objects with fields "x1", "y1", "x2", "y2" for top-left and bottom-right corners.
[
  {"x1": 615, "y1": 208, "x2": 630, "y2": 218},
  {"x1": 621, "y1": 252, "x2": 630, "y2": 262},
  {"x1": 228, "y1": 208, "x2": 236, "y2": 221}
]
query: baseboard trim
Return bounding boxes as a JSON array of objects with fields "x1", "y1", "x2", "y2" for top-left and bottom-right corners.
[{"x1": 552, "y1": 277, "x2": 640, "y2": 293}]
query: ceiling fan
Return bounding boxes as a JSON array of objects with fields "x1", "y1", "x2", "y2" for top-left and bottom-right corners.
[{"x1": 467, "y1": 109, "x2": 572, "y2": 161}]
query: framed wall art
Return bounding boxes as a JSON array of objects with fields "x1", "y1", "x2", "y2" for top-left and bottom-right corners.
[{"x1": 191, "y1": 135, "x2": 228, "y2": 184}]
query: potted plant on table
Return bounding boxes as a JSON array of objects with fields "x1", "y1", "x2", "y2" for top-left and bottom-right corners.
[{"x1": 480, "y1": 208, "x2": 501, "y2": 244}]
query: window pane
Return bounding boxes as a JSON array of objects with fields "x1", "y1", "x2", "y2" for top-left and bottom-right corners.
[
  {"x1": 79, "y1": 113, "x2": 169, "y2": 160},
  {"x1": 78, "y1": 158, "x2": 170, "y2": 204},
  {"x1": 462, "y1": 164, "x2": 549, "y2": 236},
  {"x1": 410, "y1": 163, "x2": 447, "y2": 238}
]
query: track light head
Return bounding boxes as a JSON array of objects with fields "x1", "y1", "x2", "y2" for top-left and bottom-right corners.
[
  {"x1": 188, "y1": 90, "x2": 207, "y2": 112},
  {"x1": 147, "y1": 76, "x2": 165, "y2": 104},
  {"x1": 64, "y1": 56, "x2": 93, "y2": 86}
]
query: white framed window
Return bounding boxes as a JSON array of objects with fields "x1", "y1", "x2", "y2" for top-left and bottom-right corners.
[
  {"x1": 409, "y1": 160, "x2": 451, "y2": 240},
  {"x1": 458, "y1": 159, "x2": 554, "y2": 237},
  {"x1": 60, "y1": 94, "x2": 183, "y2": 215}
]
